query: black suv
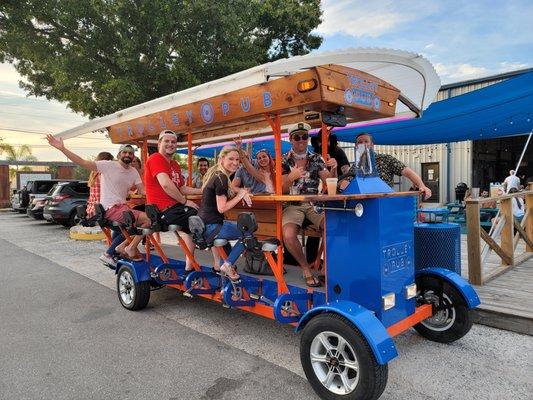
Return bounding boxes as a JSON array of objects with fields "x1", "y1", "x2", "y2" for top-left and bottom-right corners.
[{"x1": 43, "y1": 181, "x2": 90, "y2": 227}]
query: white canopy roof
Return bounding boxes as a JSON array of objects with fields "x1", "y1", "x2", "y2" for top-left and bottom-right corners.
[{"x1": 55, "y1": 48, "x2": 441, "y2": 140}]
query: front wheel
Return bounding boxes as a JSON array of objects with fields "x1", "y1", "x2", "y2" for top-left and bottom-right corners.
[
  {"x1": 414, "y1": 275, "x2": 473, "y2": 343},
  {"x1": 300, "y1": 314, "x2": 388, "y2": 400},
  {"x1": 116, "y1": 265, "x2": 150, "y2": 310}
]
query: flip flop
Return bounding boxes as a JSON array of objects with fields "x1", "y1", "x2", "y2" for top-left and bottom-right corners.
[
  {"x1": 220, "y1": 264, "x2": 240, "y2": 282},
  {"x1": 124, "y1": 247, "x2": 143, "y2": 262},
  {"x1": 304, "y1": 274, "x2": 322, "y2": 288}
]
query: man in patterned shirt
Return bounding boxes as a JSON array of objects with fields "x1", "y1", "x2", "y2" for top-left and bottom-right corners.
[
  {"x1": 351, "y1": 133, "x2": 432, "y2": 199},
  {"x1": 281, "y1": 122, "x2": 337, "y2": 287}
]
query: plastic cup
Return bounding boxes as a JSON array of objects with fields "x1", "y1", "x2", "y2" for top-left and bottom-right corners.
[
  {"x1": 326, "y1": 178, "x2": 338, "y2": 195},
  {"x1": 471, "y1": 187, "x2": 480, "y2": 198}
]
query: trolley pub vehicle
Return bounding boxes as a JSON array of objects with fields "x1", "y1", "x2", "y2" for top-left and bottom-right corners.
[{"x1": 57, "y1": 50, "x2": 480, "y2": 400}]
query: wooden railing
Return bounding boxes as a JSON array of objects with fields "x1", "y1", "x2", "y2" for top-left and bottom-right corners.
[{"x1": 465, "y1": 183, "x2": 532, "y2": 285}]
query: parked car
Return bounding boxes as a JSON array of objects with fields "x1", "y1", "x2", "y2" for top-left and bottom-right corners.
[
  {"x1": 43, "y1": 181, "x2": 90, "y2": 227},
  {"x1": 13, "y1": 180, "x2": 69, "y2": 213},
  {"x1": 26, "y1": 196, "x2": 48, "y2": 220},
  {"x1": 10, "y1": 189, "x2": 21, "y2": 212}
]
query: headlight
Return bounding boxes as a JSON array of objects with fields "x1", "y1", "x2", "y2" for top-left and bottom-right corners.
[
  {"x1": 382, "y1": 293, "x2": 396, "y2": 310},
  {"x1": 405, "y1": 283, "x2": 417, "y2": 299}
]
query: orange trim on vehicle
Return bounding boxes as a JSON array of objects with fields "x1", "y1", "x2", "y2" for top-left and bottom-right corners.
[
  {"x1": 387, "y1": 304, "x2": 433, "y2": 337},
  {"x1": 187, "y1": 129, "x2": 193, "y2": 187}
]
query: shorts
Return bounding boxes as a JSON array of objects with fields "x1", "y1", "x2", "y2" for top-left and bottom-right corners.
[
  {"x1": 105, "y1": 203, "x2": 143, "y2": 224},
  {"x1": 161, "y1": 203, "x2": 198, "y2": 233},
  {"x1": 282, "y1": 202, "x2": 323, "y2": 228}
]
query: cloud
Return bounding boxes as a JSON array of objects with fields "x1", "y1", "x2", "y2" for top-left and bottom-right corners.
[
  {"x1": 498, "y1": 61, "x2": 529, "y2": 72},
  {"x1": 317, "y1": 0, "x2": 439, "y2": 38},
  {"x1": 0, "y1": 63, "x2": 23, "y2": 84},
  {"x1": 434, "y1": 63, "x2": 488, "y2": 80}
]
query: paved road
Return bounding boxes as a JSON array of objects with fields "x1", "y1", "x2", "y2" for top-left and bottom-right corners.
[
  {"x1": 0, "y1": 212, "x2": 532, "y2": 400},
  {"x1": 0, "y1": 236, "x2": 316, "y2": 400}
]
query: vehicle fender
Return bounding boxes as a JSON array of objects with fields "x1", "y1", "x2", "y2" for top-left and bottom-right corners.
[
  {"x1": 115, "y1": 260, "x2": 151, "y2": 282},
  {"x1": 296, "y1": 300, "x2": 398, "y2": 365},
  {"x1": 416, "y1": 267, "x2": 480, "y2": 309}
]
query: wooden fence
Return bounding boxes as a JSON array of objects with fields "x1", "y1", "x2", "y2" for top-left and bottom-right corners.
[{"x1": 465, "y1": 183, "x2": 532, "y2": 285}]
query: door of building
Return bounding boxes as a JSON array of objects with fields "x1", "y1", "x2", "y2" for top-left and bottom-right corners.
[{"x1": 421, "y1": 162, "x2": 440, "y2": 203}]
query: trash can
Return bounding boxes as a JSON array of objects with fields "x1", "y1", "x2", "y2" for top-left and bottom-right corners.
[{"x1": 414, "y1": 209, "x2": 461, "y2": 275}]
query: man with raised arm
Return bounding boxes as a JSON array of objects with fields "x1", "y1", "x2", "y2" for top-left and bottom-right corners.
[
  {"x1": 46, "y1": 134, "x2": 151, "y2": 263},
  {"x1": 281, "y1": 122, "x2": 337, "y2": 288},
  {"x1": 144, "y1": 130, "x2": 203, "y2": 273}
]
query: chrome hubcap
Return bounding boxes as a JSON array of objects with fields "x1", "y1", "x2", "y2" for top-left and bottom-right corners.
[
  {"x1": 421, "y1": 291, "x2": 455, "y2": 331},
  {"x1": 310, "y1": 331, "x2": 359, "y2": 394},
  {"x1": 119, "y1": 270, "x2": 135, "y2": 305}
]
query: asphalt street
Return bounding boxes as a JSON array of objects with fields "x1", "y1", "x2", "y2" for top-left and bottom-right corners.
[{"x1": 0, "y1": 212, "x2": 532, "y2": 400}]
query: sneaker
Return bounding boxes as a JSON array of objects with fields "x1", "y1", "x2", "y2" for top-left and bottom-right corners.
[{"x1": 99, "y1": 253, "x2": 117, "y2": 269}]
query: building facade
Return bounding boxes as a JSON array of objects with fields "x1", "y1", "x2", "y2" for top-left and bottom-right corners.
[{"x1": 339, "y1": 67, "x2": 533, "y2": 205}]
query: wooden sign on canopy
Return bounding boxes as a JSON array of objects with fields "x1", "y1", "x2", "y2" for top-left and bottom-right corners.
[{"x1": 107, "y1": 65, "x2": 400, "y2": 145}]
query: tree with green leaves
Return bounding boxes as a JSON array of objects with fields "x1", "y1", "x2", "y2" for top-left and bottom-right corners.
[
  {"x1": 0, "y1": 0, "x2": 322, "y2": 118},
  {"x1": 0, "y1": 142, "x2": 38, "y2": 181}
]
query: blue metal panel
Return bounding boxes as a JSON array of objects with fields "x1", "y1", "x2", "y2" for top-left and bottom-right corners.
[
  {"x1": 416, "y1": 267, "x2": 480, "y2": 308},
  {"x1": 325, "y1": 195, "x2": 416, "y2": 327},
  {"x1": 116, "y1": 259, "x2": 152, "y2": 282},
  {"x1": 295, "y1": 300, "x2": 398, "y2": 365},
  {"x1": 343, "y1": 176, "x2": 393, "y2": 195}
]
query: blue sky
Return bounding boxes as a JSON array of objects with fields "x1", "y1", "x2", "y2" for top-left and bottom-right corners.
[{"x1": 1, "y1": 0, "x2": 532, "y2": 160}]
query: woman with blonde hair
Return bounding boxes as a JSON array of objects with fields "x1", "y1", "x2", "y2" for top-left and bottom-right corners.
[{"x1": 199, "y1": 146, "x2": 252, "y2": 281}]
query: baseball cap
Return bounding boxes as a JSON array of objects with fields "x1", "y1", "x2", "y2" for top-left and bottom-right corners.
[
  {"x1": 118, "y1": 144, "x2": 136, "y2": 153},
  {"x1": 158, "y1": 129, "x2": 178, "y2": 140},
  {"x1": 287, "y1": 122, "x2": 311, "y2": 137}
]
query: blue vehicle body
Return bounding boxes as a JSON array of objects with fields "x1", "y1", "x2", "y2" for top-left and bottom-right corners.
[{"x1": 117, "y1": 173, "x2": 479, "y2": 367}]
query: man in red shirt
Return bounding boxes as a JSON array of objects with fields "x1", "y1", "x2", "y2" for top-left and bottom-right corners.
[{"x1": 145, "y1": 130, "x2": 203, "y2": 272}]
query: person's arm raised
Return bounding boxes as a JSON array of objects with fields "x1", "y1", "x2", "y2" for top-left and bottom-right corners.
[
  {"x1": 238, "y1": 148, "x2": 265, "y2": 183},
  {"x1": 46, "y1": 134, "x2": 97, "y2": 171}
]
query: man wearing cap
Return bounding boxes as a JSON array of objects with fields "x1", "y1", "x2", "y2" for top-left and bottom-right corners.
[
  {"x1": 281, "y1": 122, "x2": 337, "y2": 287},
  {"x1": 144, "y1": 130, "x2": 203, "y2": 272},
  {"x1": 346, "y1": 133, "x2": 432, "y2": 199},
  {"x1": 46, "y1": 134, "x2": 151, "y2": 262}
]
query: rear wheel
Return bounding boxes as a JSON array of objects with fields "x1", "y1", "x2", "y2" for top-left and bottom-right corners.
[
  {"x1": 414, "y1": 275, "x2": 473, "y2": 343},
  {"x1": 116, "y1": 265, "x2": 150, "y2": 310},
  {"x1": 300, "y1": 313, "x2": 388, "y2": 400},
  {"x1": 68, "y1": 209, "x2": 81, "y2": 227}
]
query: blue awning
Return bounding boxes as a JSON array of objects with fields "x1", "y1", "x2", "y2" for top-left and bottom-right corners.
[
  {"x1": 176, "y1": 139, "x2": 307, "y2": 158},
  {"x1": 334, "y1": 71, "x2": 533, "y2": 145}
]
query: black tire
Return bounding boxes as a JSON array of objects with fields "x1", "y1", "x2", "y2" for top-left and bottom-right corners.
[
  {"x1": 68, "y1": 209, "x2": 81, "y2": 227},
  {"x1": 116, "y1": 264, "x2": 150, "y2": 311},
  {"x1": 414, "y1": 275, "x2": 473, "y2": 343},
  {"x1": 300, "y1": 313, "x2": 388, "y2": 400}
]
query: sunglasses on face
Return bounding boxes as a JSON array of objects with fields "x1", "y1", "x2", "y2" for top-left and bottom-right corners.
[{"x1": 292, "y1": 133, "x2": 309, "y2": 142}]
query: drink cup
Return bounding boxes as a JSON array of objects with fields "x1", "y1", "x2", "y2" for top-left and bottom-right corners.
[
  {"x1": 326, "y1": 178, "x2": 338, "y2": 195},
  {"x1": 471, "y1": 187, "x2": 480, "y2": 198}
]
